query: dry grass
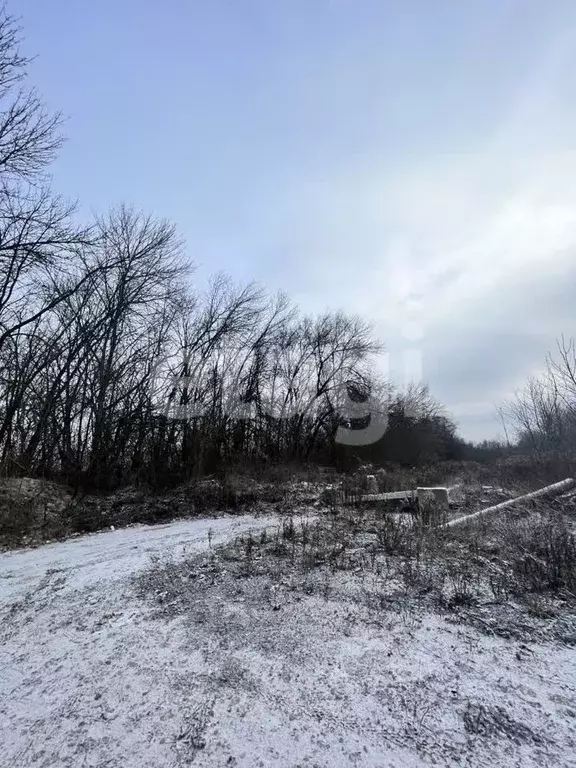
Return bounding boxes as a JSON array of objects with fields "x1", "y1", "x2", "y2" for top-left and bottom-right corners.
[
  {"x1": 137, "y1": 493, "x2": 576, "y2": 646},
  {"x1": 0, "y1": 469, "x2": 323, "y2": 548},
  {"x1": 129, "y1": 494, "x2": 576, "y2": 764}
]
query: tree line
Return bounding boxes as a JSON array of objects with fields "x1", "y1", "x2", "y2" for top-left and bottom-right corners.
[
  {"x1": 0, "y1": 7, "x2": 464, "y2": 491},
  {"x1": 501, "y1": 336, "x2": 576, "y2": 467}
]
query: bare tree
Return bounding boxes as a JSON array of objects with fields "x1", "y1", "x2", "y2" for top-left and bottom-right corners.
[{"x1": 501, "y1": 336, "x2": 576, "y2": 462}]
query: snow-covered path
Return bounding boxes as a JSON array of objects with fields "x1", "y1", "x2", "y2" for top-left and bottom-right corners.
[
  {"x1": 0, "y1": 514, "x2": 278, "y2": 768},
  {"x1": 0, "y1": 514, "x2": 274, "y2": 603},
  {"x1": 2, "y1": 513, "x2": 576, "y2": 768}
]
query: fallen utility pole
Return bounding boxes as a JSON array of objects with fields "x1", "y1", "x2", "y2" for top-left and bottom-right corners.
[
  {"x1": 443, "y1": 477, "x2": 576, "y2": 529},
  {"x1": 360, "y1": 490, "x2": 417, "y2": 502},
  {"x1": 360, "y1": 486, "x2": 455, "y2": 508}
]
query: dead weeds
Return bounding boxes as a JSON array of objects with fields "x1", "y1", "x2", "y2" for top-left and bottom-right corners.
[{"x1": 136, "y1": 496, "x2": 576, "y2": 646}]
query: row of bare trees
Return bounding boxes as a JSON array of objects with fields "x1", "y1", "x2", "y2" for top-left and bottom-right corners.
[
  {"x1": 0, "y1": 7, "x2": 461, "y2": 489},
  {"x1": 501, "y1": 336, "x2": 576, "y2": 463},
  {"x1": 1, "y1": 206, "x2": 382, "y2": 486}
]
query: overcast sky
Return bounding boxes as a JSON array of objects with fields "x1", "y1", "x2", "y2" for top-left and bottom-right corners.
[{"x1": 18, "y1": 0, "x2": 576, "y2": 441}]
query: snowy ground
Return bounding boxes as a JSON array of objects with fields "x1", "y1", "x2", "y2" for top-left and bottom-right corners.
[{"x1": 1, "y1": 513, "x2": 576, "y2": 767}]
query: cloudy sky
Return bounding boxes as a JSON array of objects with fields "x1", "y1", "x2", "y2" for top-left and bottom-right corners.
[{"x1": 19, "y1": 0, "x2": 576, "y2": 441}]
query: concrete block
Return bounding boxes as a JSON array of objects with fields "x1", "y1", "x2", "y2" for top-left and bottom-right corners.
[{"x1": 417, "y1": 487, "x2": 449, "y2": 524}]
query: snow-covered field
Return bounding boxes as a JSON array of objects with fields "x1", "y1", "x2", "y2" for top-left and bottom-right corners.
[{"x1": 1, "y1": 513, "x2": 576, "y2": 767}]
